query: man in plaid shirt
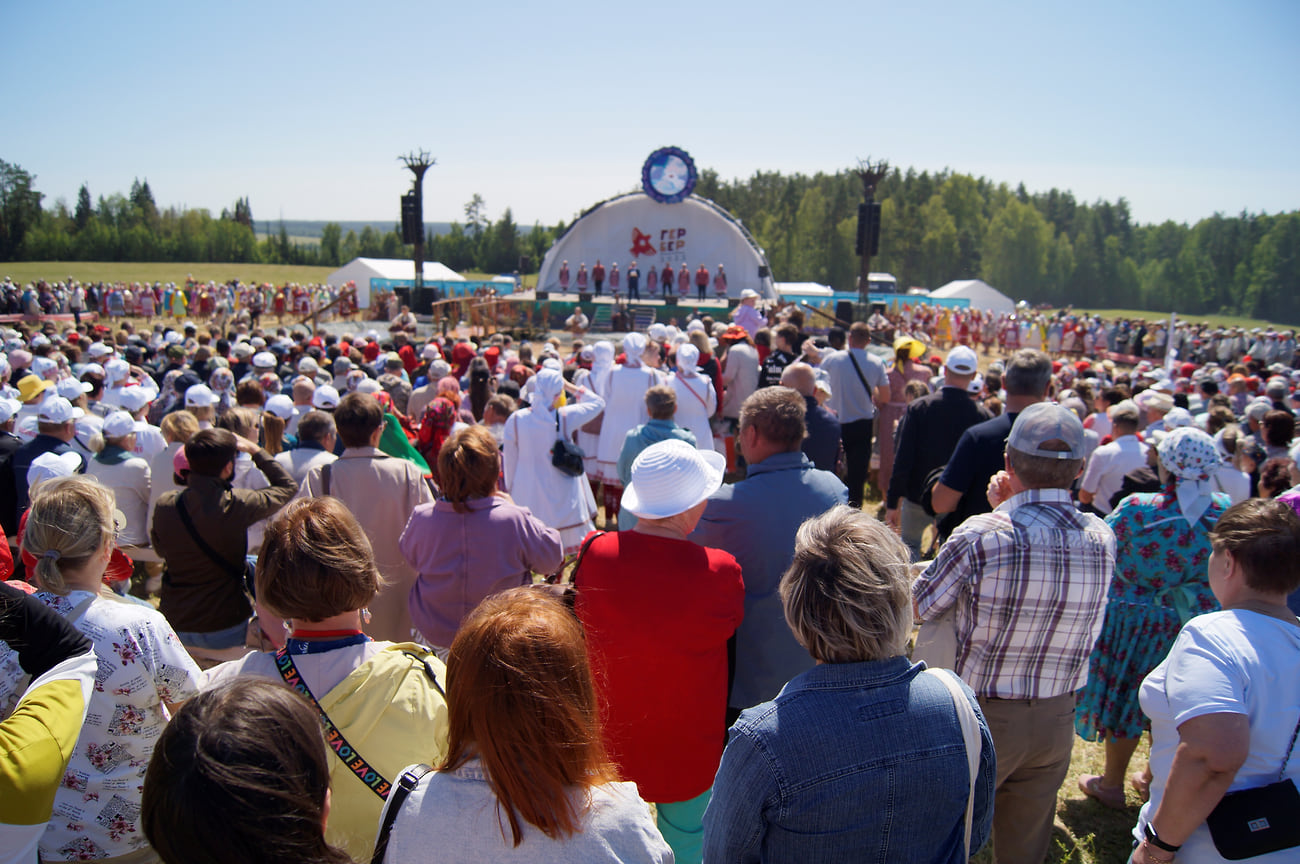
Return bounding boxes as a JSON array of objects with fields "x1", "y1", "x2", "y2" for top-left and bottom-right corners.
[{"x1": 913, "y1": 403, "x2": 1115, "y2": 864}]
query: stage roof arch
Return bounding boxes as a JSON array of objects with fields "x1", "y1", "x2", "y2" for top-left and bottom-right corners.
[{"x1": 537, "y1": 192, "x2": 777, "y2": 300}]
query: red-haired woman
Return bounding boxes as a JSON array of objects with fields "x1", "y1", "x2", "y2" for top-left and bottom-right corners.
[{"x1": 375, "y1": 588, "x2": 671, "y2": 863}]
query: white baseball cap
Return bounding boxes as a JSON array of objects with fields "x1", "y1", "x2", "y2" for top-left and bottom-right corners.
[
  {"x1": 116, "y1": 386, "x2": 154, "y2": 414},
  {"x1": 184, "y1": 384, "x2": 217, "y2": 408},
  {"x1": 312, "y1": 385, "x2": 340, "y2": 410},
  {"x1": 56, "y1": 377, "x2": 93, "y2": 400},
  {"x1": 945, "y1": 346, "x2": 979, "y2": 375},
  {"x1": 252, "y1": 351, "x2": 277, "y2": 369},
  {"x1": 38, "y1": 396, "x2": 85, "y2": 424},
  {"x1": 0, "y1": 397, "x2": 21, "y2": 424},
  {"x1": 27, "y1": 451, "x2": 83, "y2": 487},
  {"x1": 87, "y1": 342, "x2": 113, "y2": 358},
  {"x1": 264, "y1": 394, "x2": 296, "y2": 420},
  {"x1": 102, "y1": 411, "x2": 138, "y2": 438}
]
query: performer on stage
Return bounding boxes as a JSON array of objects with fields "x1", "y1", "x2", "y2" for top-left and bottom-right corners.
[
  {"x1": 559, "y1": 260, "x2": 571, "y2": 292},
  {"x1": 592, "y1": 260, "x2": 606, "y2": 296},
  {"x1": 661, "y1": 263, "x2": 675, "y2": 299},
  {"x1": 677, "y1": 265, "x2": 690, "y2": 298},
  {"x1": 576, "y1": 263, "x2": 589, "y2": 294},
  {"x1": 626, "y1": 261, "x2": 638, "y2": 300},
  {"x1": 713, "y1": 264, "x2": 727, "y2": 298},
  {"x1": 695, "y1": 264, "x2": 709, "y2": 301},
  {"x1": 646, "y1": 264, "x2": 658, "y2": 297},
  {"x1": 609, "y1": 262, "x2": 620, "y2": 298}
]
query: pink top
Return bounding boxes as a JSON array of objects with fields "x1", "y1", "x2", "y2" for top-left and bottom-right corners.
[{"x1": 400, "y1": 496, "x2": 563, "y2": 647}]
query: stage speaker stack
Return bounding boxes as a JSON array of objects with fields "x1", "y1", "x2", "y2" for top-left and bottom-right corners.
[
  {"x1": 536, "y1": 291, "x2": 549, "y2": 301},
  {"x1": 579, "y1": 293, "x2": 593, "y2": 303},
  {"x1": 728, "y1": 299, "x2": 740, "y2": 308},
  {"x1": 664, "y1": 297, "x2": 678, "y2": 307}
]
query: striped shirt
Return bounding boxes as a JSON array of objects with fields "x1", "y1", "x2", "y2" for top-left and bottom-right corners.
[{"x1": 914, "y1": 487, "x2": 1115, "y2": 699}]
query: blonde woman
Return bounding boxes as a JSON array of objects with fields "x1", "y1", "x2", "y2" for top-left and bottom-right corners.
[{"x1": 1, "y1": 475, "x2": 202, "y2": 862}]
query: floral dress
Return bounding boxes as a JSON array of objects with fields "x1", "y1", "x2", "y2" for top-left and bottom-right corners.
[
  {"x1": 0, "y1": 590, "x2": 202, "y2": 860},
  {"x1": 1074, "y1": 491, "x2": 1227, "y2": 741}
]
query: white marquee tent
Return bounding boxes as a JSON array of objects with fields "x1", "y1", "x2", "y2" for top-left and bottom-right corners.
[
  {"x1": 326, "y1": 257, "x2": 465, "y2": 308},
  {"x1": 929, "y1": 279, "x2": 1016, "y2": 315}
]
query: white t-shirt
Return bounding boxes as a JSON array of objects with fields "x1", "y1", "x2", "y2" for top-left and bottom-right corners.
[
  {"x1": 1080, "y1": 434, "x2": 1148, "y2": 514},
  {"x1": 1137, "y1": 610, "x2": 1300, "y2": 863}
]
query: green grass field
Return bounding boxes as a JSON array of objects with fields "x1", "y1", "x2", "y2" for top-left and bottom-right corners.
[
  {"x1": 2, "y1": 261, "x2": 337, "y2": 286},
  {"x1": 1082, "y1": 308, "x2": 1297, "y2": 331}
]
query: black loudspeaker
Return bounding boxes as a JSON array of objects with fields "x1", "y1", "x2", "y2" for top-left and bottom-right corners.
[
  {"x1": 868, "y1": 201, "x2": 882, "y2": 256},
  {"x1": 664, "y1": 297, "x2": 678, "y2": 307},
  {"x1": 836, "y1": 301, "x2": 854, "y2": 323},
  {"x1": 757, "y1": 265, "x2": 770, "y2": 278},
  {"x1": 536, "y1": 291, "x2": 549, "y2": 301},
  {"x1": 579, "y1": 293, "x2": 593, "y2": 303},
  {"x1": 728, "y1": 299, "x2": 740, "y2": 308},
  {"x1": 400, "y1": 194, "x2": 421, "y2": 245},
  {"x1": 856, "y1": 202, "x2": 882, "y2": 256}
]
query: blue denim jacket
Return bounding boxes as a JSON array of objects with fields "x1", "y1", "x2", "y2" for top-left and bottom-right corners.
[{"x1": 702, "y1": 657, "x2": 995, "y2": 864}]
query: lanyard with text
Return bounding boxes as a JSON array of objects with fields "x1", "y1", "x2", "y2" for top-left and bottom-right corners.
[{"x1": 274, "y1": 647, "x2": 392, "y2": 799}]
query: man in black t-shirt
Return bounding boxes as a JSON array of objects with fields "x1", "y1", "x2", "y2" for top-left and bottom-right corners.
[
  {"x1": 758, "y1": 323, "x2": 799, "y2": 389},
  {"x1": 930, "y1": 349, "x2": 1051, "y2": 539}
]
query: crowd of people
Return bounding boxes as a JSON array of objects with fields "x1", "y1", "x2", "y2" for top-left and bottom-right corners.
[
  {"x1": 2, "y1": 275, "x2": 364, "y2": 329},
  {"x1": 2, "y1": 290, "x2": 1300, "y2": 864}
]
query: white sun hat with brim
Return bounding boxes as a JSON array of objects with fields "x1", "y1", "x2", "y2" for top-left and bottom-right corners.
[{"x1": 621, "y1": 439, "x2": 726, "y2": 520}]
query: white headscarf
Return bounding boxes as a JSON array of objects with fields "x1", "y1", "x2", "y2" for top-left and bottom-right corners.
[
  {"x1": 675, "y1": 343, "x2": 701, "y2": 379},
  {"x1": 533, "y1": 368, "x2": 564, "y2": 415},
  {"x1": 621, "y1": 333, "x2": 647, "y2": 369},
  {"x1": 592, "y1": 341, "x2": 615, "y2": 394}
]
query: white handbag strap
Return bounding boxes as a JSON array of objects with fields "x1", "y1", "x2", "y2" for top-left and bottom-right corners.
[{"x1": 927, "y1": 668, "x2": 980, "y2": 860}]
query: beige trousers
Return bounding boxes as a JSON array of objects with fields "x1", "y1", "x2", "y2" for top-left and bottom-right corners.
[{"x1": 978, "y1": 692, "x2": 1076, "y2": 864}]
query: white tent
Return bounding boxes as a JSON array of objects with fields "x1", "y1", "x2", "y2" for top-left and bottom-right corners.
[
  {"x1": 929, "y1": 279, "x2": 1016, "y2": 315},
  {"x1": 326, "y1": 257, "x2": 465, "y2": 308}
]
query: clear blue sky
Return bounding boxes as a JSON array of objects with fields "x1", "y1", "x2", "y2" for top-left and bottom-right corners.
[{"x1": 6, "y1": 0, "x2": 1297, "y2": 229}]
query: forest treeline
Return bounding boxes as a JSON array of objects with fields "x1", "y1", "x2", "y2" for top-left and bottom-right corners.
[
  {"x1": 3, "y1": 158, "x2": 1297, "y2": 322},
  {"x1": 694, "y1": 167, "x2": 1299, "y2": 323}
]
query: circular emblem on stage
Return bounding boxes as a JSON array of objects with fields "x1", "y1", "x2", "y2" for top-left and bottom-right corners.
[{"x1": 642, "y1": 147, "x2": 697, "y2": 204}]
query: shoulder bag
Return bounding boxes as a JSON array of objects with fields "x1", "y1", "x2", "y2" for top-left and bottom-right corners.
[
  {"x1": 370, "y1": 763, "x2": 434, "y2": 864},
  {"x1": 1205, "y1": 709, "x2": 1300, "y2": 859},
  {"x1": 550, "y1": 411, "x2": 586, "y2": 477},
  {"x1": 175, "y1": 494, "x2": 257, "y2": 599},
  {"x1": 926, "y1": 668, "x2": 982, "y2": 860}
]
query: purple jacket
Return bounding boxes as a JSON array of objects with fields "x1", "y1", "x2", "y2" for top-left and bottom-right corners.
[{"x1": 400, "y1": 496, "x2": 563, "y2": 647}]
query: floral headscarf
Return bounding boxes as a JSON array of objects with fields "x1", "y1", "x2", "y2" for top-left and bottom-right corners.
[
  {"x1": 1157, "y1": 426, "x2": 1220, "y2": 525},
  {"x1": 259, "y1": 372, "x2": 281, "y2": 397},
  {"x1": 418, "y1": 396, "x2": 457, "y2": 464}
]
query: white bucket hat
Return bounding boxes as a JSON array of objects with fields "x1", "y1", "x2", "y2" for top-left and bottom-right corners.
[{"x1": 621, "y1": 439, "x2": 725, "y2": 520}]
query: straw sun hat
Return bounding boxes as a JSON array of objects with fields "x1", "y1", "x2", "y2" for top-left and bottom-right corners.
[{"x1": 621, "y1": 439, "x2": 725, "y2": 520}]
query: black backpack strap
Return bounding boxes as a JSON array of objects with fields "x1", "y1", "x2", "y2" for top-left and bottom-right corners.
[
  {"x1": 371, "y1": 764, "x2": 434, "y2": 864},
  {"x1": 321, "y1": 462, "x2": 331, "y2": 497}
]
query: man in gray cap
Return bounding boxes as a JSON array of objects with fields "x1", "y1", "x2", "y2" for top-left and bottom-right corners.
[{"x1": 913, "y1": 403, "x2": 1114, "y2": 864}]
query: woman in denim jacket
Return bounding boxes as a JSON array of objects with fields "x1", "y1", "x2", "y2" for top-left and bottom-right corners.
[{"x1": 702, "y1": 505, "x2": 996, "y2": 863}]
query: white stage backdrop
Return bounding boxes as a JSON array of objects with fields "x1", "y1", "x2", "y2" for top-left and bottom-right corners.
[{"x1": 536, "y1": 193, "x2": 776, "y2": 299}]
